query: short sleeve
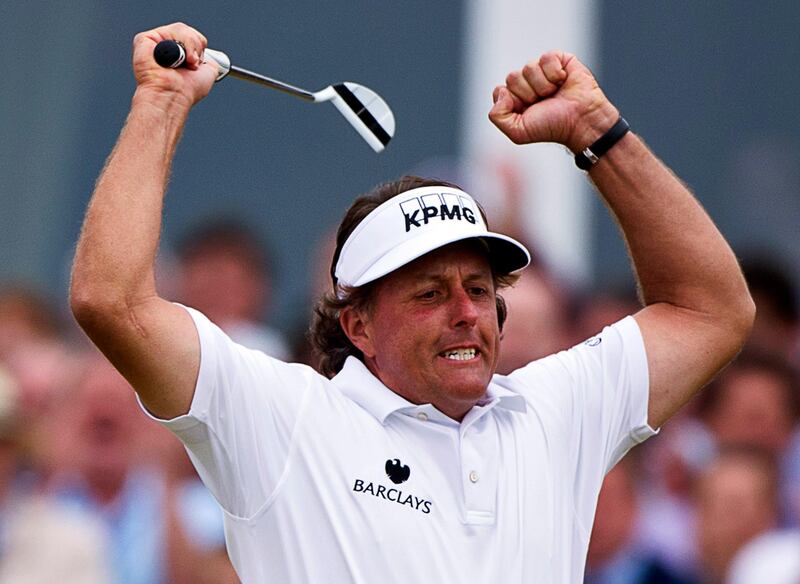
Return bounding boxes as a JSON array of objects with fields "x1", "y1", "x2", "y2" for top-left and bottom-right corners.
[
  {"x1": 139, "y1": 305, "x2": 320, "y2": 519},
  {"x1": 564, "y1": 316, "x2": 655, "y2": 470},
  {"x1": 506, "y1": 316, "x2": 657, "y2": 530}
]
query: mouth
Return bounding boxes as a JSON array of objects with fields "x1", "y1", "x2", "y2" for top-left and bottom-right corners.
[
  {"x1": 88, "y1": 417, "x2": 120, "y2": 444},
  {"x1": 439, "y1": 347, "x2": 480, "y2": 362}
]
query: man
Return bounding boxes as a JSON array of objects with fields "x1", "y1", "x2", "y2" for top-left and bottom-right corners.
[
  {"x1": 585, "y1": 457, "x2": 693, "y2": 584},
  {"x1": 697, "y1": 351, "x2": 800, "y2": 526},
  {"x1": 176, "y1": 219, "x2": 290, "y2": 360},
  {"x1": 695, "y1": 447, "x2": 781, "y2": 583},
  {"x1": 0, "y1": 364, "x2": 111, "y2": 583},
  {"x1": 70, "y1": 22, "x2": 754, "y2": 583},
  {"x1": 51, "y1": 353, "x2": 233, "y2": 584}
]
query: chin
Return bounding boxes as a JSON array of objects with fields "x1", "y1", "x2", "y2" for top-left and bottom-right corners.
[{"x1": 445, "y1": 377, "x2": 491, "y2": 402}]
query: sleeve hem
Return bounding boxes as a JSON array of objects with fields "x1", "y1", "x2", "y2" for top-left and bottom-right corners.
[
  {"x1": 618, "y1": 315, "x2": 658, "y2": 434},
  {"x1": 133, "y1": 303, "x2": 216, "y2": 442}
]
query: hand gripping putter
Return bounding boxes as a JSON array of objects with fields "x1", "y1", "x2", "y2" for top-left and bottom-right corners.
[{"x1": 153, "y1": 40, "x2": 395, "y2": 152}]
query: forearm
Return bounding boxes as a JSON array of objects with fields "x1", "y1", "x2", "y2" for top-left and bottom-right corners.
[
  {"x1": 587, "y1": 131, "x2": 751, "y2": 325},
  {"x1": 587, "y1": 128, "x2": 754, "y2": 425},
  {"x1": 71, "y1": 90, "x2": 190, "y2": 310}
]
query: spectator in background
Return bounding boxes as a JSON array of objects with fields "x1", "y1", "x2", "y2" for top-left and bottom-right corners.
[
  {"x1": 2, "y1": 338, "x2": 81, "y2": 481},
  {"x1": 694, "y1": 446, "x2": 780, "y2": 584},
  {"x1": 0, "y1": 285, "x2": 61, "y2": 361},
  {"x1": 0, "y1": 363, "x2": 111, "y2": 582},
  {"x1": 571, "y1": 286, "x2": 641, "y2": 345},
  {"x1": 697, "y1": 351, "x2": 800, "y2": 525},
  {"x1": 0, "y1": 286, "x2": 86, "y2": 484},
  {"x1": 726, "y1": 527, "x2": 800, "y2": 584},
  {"x1": 632, "y1": 258, "x2": 800, "y2": 575},
  {"x1": 496, "y1": 266, "x2": 571, "y2": 374},
  {"x1": 50, "y1": 353, "x2": 234, "y2": 584},
  {"x1": 635, "y1": 417, "x2": 715, "y2": 578},
  {"x1": 175, "y1": 219, "x2": 290, "y2": 360},
  {"x1": 741, "y1": 257, "x2": 800, "y2": 363},
  {"x1": 585, "y1": 456, "x2": 694, "y2": 584}
]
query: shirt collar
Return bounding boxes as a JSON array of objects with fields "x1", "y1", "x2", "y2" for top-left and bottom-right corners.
[{"x1": 331, "y1": 356, "x2": 526, "y2": 424}]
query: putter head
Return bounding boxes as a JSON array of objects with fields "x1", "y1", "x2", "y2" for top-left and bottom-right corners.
[{"x1": 315, "y1": 83, "x2": 395, "y2": 153}]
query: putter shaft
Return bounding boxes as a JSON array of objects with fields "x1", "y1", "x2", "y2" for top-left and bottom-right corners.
[{"x1": 228, "y1": 66, "x2": 315, "y2": 101}]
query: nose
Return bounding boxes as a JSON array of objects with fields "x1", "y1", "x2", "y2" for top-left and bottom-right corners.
[{"x1": 449, "y1": 287, "x2": 479, "y2": 329}]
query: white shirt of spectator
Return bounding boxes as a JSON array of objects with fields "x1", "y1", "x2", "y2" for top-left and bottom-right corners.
[
  {"x1": 144, "y1": 306, "x2": 656, "y2": 583},
  {"x1": 726, "y1": 530, "x2": 800, "y2": 584}
]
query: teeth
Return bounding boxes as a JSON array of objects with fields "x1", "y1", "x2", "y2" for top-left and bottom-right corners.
[{"x1": 443, "y1": 348, "x2": 476, "y2": 361}]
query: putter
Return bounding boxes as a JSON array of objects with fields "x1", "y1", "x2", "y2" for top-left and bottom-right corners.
[{"x1": 153, "y1": 40, "x2": 395, "y2": 152}]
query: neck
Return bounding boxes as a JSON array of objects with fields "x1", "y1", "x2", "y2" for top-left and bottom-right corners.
[{"x1": 363, "y1": 357, "x2": 477, "y2": 422}]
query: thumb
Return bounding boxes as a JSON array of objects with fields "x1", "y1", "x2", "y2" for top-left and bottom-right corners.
[
  {"x1": 489, "y1": 87, "x2": 529, "y2": 144},
  {"x1": 489, "y1": 86, "x2": 514, "y2": 120}
]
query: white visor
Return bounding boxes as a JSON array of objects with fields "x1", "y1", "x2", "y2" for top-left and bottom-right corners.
[{"x1": 334, "y1": 186, "x2": 531, "y2": 289}]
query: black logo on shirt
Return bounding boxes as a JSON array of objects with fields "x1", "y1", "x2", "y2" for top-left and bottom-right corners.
[
  {"x1": 351, "y1": 458, "x2": 433, "y2": 515},
  {"x1": 352, "y1": 479, "x2": 432, "y2": 514},
  {"x1": 385, "y1": 458, "x2": 410, "y2": 484}
]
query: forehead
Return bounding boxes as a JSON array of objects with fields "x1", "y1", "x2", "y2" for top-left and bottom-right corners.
[{"x1": 378, "y1": 240, "x2": 492, "y2": 287}]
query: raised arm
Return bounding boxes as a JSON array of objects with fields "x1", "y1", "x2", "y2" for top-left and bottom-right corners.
[
  {"x1": 488, "y1": 52, "x2": 755, "y2": 428},
  {"x1": 70, "y1": 23, "x2": 218, "y2": 418}
]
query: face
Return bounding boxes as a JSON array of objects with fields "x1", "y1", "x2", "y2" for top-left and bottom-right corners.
[
  {"x1": 344, "y1": 241, "x2": 501, "y2": 421},
  {"x1": 696, "y1": 456, "x2": 776, "y2": 579},
  {"x1": 180, "y1": 250, "x2": 266, "y2": 325},
  {"x1": 67, "y1": 359, "x2": 141, "y2": 478},
  {"x1": 709, "y1": 367, "x2": 794, "y2": 455}
]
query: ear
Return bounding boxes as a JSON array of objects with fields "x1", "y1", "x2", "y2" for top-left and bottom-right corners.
[{"x1": 339, "y1": 306, "x2": 376, "y2": 358}]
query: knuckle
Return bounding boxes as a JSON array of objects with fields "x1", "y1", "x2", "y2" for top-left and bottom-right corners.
[{"x1": 522, "y1": 63, "x2": 536, "y2": 78}]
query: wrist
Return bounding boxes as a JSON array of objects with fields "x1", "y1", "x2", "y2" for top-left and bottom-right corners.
[
  {"x1": 131, "y1": 86, "x2": 194, "y2": 119},
  {"x1": 573, "y1": 116, "x2": 630, "y2": 171},
  {"x1": 567, "y1": 101, "x2": 620, "y2": 154}
]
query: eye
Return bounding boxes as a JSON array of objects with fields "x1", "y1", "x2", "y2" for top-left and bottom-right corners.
[
  {"x1": 417, "y1": 289, "x2": 439, "y2": 300},
  {"x1": 468, "y1": 286, "x2": 489, "y2": 297}
]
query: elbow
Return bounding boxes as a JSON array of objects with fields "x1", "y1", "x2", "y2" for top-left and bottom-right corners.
[
  {"x1": 726, "y1": 289, "x2": 756, "y2": 355},
  {"x1": 69, "y1": 285, "x2": 100, "y2": 329},
  {"x1": 739, "y1": 292, "x2": 757, "y2": 341},
  {"x1": 69, "y1": 278, "x2": 127, "y2": 335},
  {"x1": 70, "y1": 289, "x2": 103, "y2": 335}
]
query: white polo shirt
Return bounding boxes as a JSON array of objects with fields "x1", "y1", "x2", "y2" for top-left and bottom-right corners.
[{"x1": 149, "y1": 306, "x2": 656, "y2": 583}]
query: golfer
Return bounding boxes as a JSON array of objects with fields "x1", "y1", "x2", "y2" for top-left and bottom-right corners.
[{"x1": 70, "y1": 22, "x2": 754, "y2": 583}]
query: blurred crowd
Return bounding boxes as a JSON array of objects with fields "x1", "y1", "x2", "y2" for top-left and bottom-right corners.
[{"x1": 1, "y1": 176, "x2": 798, "y2": 583}]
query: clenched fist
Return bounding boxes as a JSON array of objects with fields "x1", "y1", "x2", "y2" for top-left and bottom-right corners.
[
  {"x1": 131, "y1": 22, "x2": 218, "y2": 110},
  {"x1": 488, "y1": 52, "x2": 619, "y2": 154}
]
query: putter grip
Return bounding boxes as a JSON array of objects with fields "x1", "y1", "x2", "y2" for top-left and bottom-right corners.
[
  {"x1": 153, "y1": 40, "x2": 186, "y2": 68},
  {"x1": 152, "y1": 41, "x2": 231, "y2": 81}
]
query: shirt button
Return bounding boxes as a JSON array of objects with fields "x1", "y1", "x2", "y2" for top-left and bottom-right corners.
[
  {"x1": 469, "y1": 470, "x2": 479, "y2": 483},
  {"x1": 416, "y1": 412, "x2": 429, "y2": 422}
]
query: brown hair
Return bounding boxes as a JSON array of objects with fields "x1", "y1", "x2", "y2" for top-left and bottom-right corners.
[
  {"x1": 308, "y1": 176, "x2": 518, "y2": 377},
  {"x1": 697, "y1": 349, "x2": 800, "y2": 422}
]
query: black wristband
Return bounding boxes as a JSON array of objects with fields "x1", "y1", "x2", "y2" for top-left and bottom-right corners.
[{"x1": 574, "y1": 116, "x2": 630, "y2": 170}]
